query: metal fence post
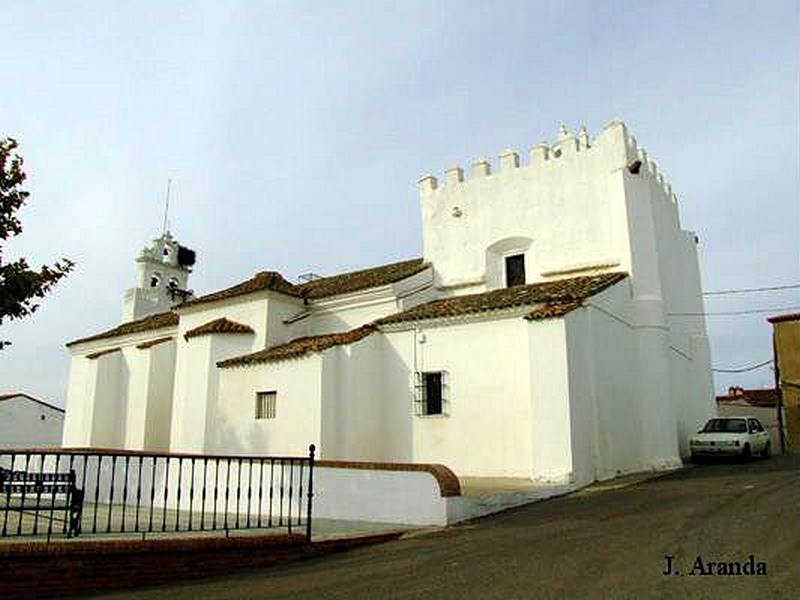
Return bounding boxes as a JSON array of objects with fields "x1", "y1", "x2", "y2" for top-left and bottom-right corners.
[{"x1": 306, "y1": 444, "x2": 315, "y2": 543}]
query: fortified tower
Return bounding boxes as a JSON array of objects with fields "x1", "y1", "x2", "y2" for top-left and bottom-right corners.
[
  {"x1": 122, "y1": 231, "x2": 196, "y2": 322},
  {"x1": 417, "y1": 120, "x2": 713, "y2": 464}
]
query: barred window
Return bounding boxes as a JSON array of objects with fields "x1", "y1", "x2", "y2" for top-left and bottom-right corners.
[
  {"x1": 255, "y1": 391, "x2": 277, "y2": 419},
  {"x1": 415, "y1": 371, "x2": 449, "y2": 416}
]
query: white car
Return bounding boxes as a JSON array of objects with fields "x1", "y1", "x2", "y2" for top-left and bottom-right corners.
[{"x1": 689, "y1": 416, "x2": 772, "y2": 461}]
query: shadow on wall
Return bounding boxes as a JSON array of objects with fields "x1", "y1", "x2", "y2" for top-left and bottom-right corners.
[
  {"x1": 208, "y1": 341, "x2": 417, "y2": 463},
  {"x1": 376, "y1": 336, "x2": 414, "y2": 463}
]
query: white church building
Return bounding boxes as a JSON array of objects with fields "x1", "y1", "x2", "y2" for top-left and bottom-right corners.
[{"x1": 63, "y1": 121, "x2": 715, "y2": 486}]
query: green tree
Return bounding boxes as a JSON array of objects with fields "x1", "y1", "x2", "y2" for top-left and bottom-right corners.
[{"x1": 0, "y1": 137, "x2": 74, "y2": 348}]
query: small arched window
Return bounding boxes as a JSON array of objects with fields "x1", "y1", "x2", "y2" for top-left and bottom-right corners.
[
  {"x1": 168, "y1": 277, "x2": 179, "y2": 289},
  {"x1": 150, "y1": 272, "x2": 162, "y2": 288},
  {"x1": 485, "y1": 236, "x2": 533, "y2": 289}
]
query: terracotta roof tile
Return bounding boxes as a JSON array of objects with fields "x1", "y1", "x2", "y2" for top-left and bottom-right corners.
[
  {"x1": 180, "y1": 271, "x2": 300, "y2": 309},
  {"x1": 377, "y1": 272, "x2": 628, "y2": 326},
  {"x1": 136, "y1": 336, "x2": 174, "y2": 350},
  {"x1": 716, "y1": 388, "x2": 780, "y2": 407},
  {"x1": 184, "y1": 318, "x2": 255, "y2": 340},
  {"x1": 218, "y1": 325, "x2": 376, "y2": 368},
  {"x1": 86, "y1": 347, "x2": 122, "y2": 360},
  {"x1": 176, "y1": 258, "x2": 427, "y2": 311},
  {"x1": 67, "y1": 312, "x2": 179, "y2": 347},
  {"x1": 525, "y1": 301, "x2": 583, "y2": 321},
  {"x1": 297, "y1": 258, "x2": 427, "y2": 299},
  {"x1": 767, "y1": 312, "x2": 800, "y2": 324}
]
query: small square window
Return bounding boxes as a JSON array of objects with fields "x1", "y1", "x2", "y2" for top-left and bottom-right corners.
[
  {"x1": 415, "y1": 371, "x2": 448, "y2": 416},
  {"x1": 256, "y1": 391, "x2": 277, "y2": 419},
  {"x1": 505, "y1": 254, "x2": 526, "y2": 287}
]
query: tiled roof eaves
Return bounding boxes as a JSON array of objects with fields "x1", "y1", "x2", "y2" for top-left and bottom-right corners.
[
  {"x1": 86, "y1": 347, "x2": 122, "y2": 360},
  {"x1": 376, "y1": 306, "x2": 532, "y2": 331},
  {"x1": 67, "y1": 312, "x2": 179, "y2": 348},
  {"x1": 184, "y1": 318, "x2": 255, "y2": 340},
  {"x1": 218, "y1": 324, "x2": 376, "y2": 368},
  {"x1": 377, "y1": 272, "x2": 627, "y2": 326},
  {"x1": 177, "y1": 259, "x2": 428, "y2": 313},
  {"x1": 179, "y1": 271, "x2": 301, "y2": 311},
  {"x1": 297, "y1": 258, "x2": 427, "y2": 299},
  {"x1": 767, "y1": 312, "x2": 800, "y2": 324},
  {"x1": 217, "y1": 273, "x2": 627, "y2": 368},
  {"x1": 716, "y1": 388, "x2": 780, "y2": 407},
  {"x1": 136, "y1": 336, "x2": 175, "y2": 350},
  {"x1": 524, "y1": 301, "x2": 583, "y2": 320}
]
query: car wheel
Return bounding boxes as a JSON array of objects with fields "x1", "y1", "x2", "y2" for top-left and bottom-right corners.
[
  {"x1": 761, "y1": 441, "x2": 771, "y2": 459},
  {"x1": 741, "y1": 443, "x2": 751, "y2": 462}
]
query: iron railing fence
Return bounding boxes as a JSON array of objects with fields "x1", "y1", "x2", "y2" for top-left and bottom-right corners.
[{"x1": 0, "y1": 445, "x2": 315, "y2": 542}]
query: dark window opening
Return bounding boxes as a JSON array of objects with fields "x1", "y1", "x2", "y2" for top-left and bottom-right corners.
[
  {"x1": 505, "y1": 254, "x2": 526, "y2": 287},
  {"x1": 424, "y1": 372, "x2": 443, "y2": 415},
  {"x1": 415, "y1": 371, "x2": 448, "y2": 416}
]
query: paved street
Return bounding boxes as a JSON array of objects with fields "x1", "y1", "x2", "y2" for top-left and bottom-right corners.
[{"x1": 100, "y1": 456, "x2": 799, "y2": 600}]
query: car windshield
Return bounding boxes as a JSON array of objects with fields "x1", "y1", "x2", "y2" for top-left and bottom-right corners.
[{"x1": 702, "y1": 418, "x2": 747, "y2": 433}]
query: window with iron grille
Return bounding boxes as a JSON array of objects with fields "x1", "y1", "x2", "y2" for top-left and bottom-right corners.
[
  {"x1": 255, "y1": 391, "x2": 277, "y2": 419},
  {"x1": 414, "y1": 371, "x2": 449, "y2": 416}
]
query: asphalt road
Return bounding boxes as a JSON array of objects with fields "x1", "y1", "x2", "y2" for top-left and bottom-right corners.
[{"x1": 99, "y1": 455, "x2": 799, "y2": 600}]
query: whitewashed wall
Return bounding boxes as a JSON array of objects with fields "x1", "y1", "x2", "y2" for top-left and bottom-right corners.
[
  {"x1": 63, "y1": 354, "x2": 95, "y2": 447},
  {"x1": 420, "y1": 123, "x2": 634, "y2": 293},
  {"x1": 379, "y1": 318, "x2": 534, "y2": 478},
  {"x1": 142, "y1": 341, "x2": 177, "y2": 450},
  {"x1": 214, "y1": 355, "x2": 323, "y2": 457},
  {"x1": 0, "y1": 397, "x2": 64, "y2": 449},
  {"x1": 90, "y1": 351, "x2": 129, "y2": 448},
  {"x1": 320, "y1": 335, "x2": 387, "y2": 461},
  {"x1": 63, "y1": 324, "x2": 178, "y2": 449},
  {"x1": 170, "y1": 334, "x2": 254, "y2": 453},
  {"x1": 176, "y1": 295, "x2": 271, "y2": 351},
  {"x1": 313, "y1": 465, "x2": 450, "y2": 525},
  {"x1": 528, "y1": 317, "x2": 575, "y2": 483},
  {"x1": 306, "y1": 288, "x2": 399, "y2": 336}
]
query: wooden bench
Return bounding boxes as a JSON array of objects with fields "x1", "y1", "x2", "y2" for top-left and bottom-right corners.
[{"x1": 0, "y1": 467, "x2": 84, "y2": 537}]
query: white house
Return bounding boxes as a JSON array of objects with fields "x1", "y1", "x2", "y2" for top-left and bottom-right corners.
[
  {"x1": 0, "y1": 393, "x2": 65, "y2": 449},
  {"x1": 63, "y1": 121, "x2": 715, "y2": 485}
]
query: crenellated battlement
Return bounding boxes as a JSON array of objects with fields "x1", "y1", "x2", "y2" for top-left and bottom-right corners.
[{"x1": 418, "y1": 120, "x2": 678, "y2": 204}]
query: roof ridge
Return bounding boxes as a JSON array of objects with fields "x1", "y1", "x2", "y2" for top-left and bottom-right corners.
[
  {"x1": 297, "y1": 258, "x2": 427, "y2": 299},
  {"x1": 184, "y1": 317, "x2": 255, "y2": 340},
  {"x1": 297, "y1": 257, "x2": 423, "y2": 285},
  {"x1": 0, "y1": 392, "x2": 66, "y2": 413}
]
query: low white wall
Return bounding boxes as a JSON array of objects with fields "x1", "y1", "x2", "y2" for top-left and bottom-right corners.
[
  {"x1": 1, "y1": 452, "x2": 457, "y2": 529},
  {"x1": 313, "y1": 464, "x2": 451, "y2": 526}
]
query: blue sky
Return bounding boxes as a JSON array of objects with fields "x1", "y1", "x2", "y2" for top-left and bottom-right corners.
[{"x1": 1, "y1": 1, "x2": 798, "y2": 404}]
